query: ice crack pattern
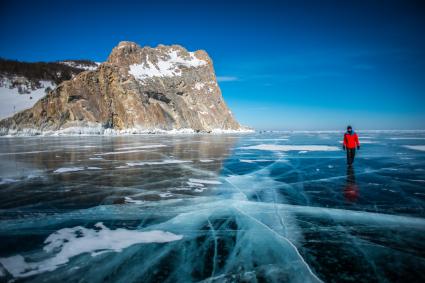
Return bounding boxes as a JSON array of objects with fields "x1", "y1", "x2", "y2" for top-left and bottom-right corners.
[{"x1": 0, "y1": 131, "x2": 424, "y2": 282}]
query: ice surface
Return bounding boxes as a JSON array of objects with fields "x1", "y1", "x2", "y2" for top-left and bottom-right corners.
[{"x1": 0, "y1": 132, "x2": 424, "y2": 282}]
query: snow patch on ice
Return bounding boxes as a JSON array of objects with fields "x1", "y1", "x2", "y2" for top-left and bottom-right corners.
[
  {"x1": 187, "y1": 182, "x2": 204, "y2": 187},
  {"x1": 127, "y1": 159, "x2": 192, "y2": 167},
  {"x1": 115, "y1": 165, "x2": 129, "y2": 169},
  {"x1": 116, "y1": 144, "x2": 166, "y2": 151},
  {"x1": 188, "y1": 178, "x2": 222, "y2": 185},
  {"x1": 240, "y1": 144, "x2": 339, "y2": 152},
  {"x1": 403, "y1": 145, "x2": 425, "y2": 152},
  {"x1": 390, "y1": 137, "x2": 425, "y2": 140},
  {"x1": 124, "y1": 197, "x2": 144, "y2": 204},
  {"x1": 0, "y1": 178, "x2": 19, "y2": 185},
  {"x1": 96, "y1": 150, "x2": 151, "y2": 156},
  {"x1": 54, "y1": 167, "x2": 84, "y2": 173},
  {"x1": 240, "y1": 159, "x2": 274, "y2": 163},
  {"x1": 0, "y1": 222, "x2": 182, "y2": 278},
  {"x1": 199, "y1": 159, "x2": 214, "y2": 163},
  {"x1": 87, "y1": 167, "x2": 101, "y2": 170}
]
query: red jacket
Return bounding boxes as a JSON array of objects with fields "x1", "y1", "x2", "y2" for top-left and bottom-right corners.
[{"x1": 343, "y1": 132, "x2": 360, "y2": 149}]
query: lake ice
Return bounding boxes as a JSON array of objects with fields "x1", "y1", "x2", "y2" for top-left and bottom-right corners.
[{"x1": 0, "y1": 131, "x2": 424, "y2": 282}]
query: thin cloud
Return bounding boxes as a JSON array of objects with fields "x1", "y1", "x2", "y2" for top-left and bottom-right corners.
[{"x1": 217, "y1": 76, "x2": 238, "y2": 82}]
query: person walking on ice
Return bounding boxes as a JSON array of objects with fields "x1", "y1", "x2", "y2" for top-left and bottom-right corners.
[{"x1": 343, "y1": 125, "x2": 360, "y2": 166}]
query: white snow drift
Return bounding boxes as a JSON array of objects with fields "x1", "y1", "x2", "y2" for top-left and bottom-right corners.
[
  {"x1": 240, "y1": 144, "x2": 340, "y2": 152},
  {"x1": 0, "y1": 222, "x2": 182, "y2": 278}
]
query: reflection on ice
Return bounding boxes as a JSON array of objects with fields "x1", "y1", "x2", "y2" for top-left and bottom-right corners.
[{"x1": 344, "y1": 166, "x2": 359, "y2": 202}]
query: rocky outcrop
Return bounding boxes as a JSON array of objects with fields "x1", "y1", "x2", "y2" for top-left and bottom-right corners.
[{"x1": 0, "y1": 41, "x2": 242, "y2": 134}]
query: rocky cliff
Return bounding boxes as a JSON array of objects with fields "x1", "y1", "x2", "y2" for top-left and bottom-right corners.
[
  {"x1": 0, "y1": 42, "x2": 242, "y2": 135},
  {"x1": 0, "y1": 59, "x2": 99, "y2": 119}
]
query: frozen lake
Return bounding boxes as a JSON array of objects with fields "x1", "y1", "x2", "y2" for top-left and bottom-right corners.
[{"x1": 0, "y1": 131, "x2": 424, "y2": 282}]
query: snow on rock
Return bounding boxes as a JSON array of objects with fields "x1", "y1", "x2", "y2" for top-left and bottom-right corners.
[
  {"x1": 129, "y1": 50, "x2": 207, "y2": 80},
  {"x1": 59, "y1": 61, "x2": 100, "y2": 71},
  {"x1": 0, "y1": 222, "x2": 182, "y2": 278},
  {"x1": 194, "y1": 82, "x2": 205, "y2": 90}
]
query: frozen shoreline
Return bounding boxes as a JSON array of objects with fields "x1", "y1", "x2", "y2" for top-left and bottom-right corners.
[{"x1": 0, "y1": 126, "x2": 255, "y2": 137}]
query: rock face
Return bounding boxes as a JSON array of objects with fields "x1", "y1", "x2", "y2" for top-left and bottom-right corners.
[{"x1": 0, "y1": 41, "x2": 241, "y2": 134}]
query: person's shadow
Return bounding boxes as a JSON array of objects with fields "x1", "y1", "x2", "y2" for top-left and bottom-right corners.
[{"x1": 344, "y1": 166, "x2": 359, "y2": 202}]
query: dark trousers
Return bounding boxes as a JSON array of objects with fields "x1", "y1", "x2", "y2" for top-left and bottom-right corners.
[{"x1": 346, "y1": 148, "x2": 356, "y2": 165}]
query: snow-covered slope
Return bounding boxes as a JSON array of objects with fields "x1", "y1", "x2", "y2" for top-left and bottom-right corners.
[
  {"x1": 0, "y1": 59, "x2": 99, "y2": 119},
  {"x1": 0, "y1": 78, "x2": 55, "y2": 119},
  {"x1": 58, "y1": 60, "x2": 101, "y2": 71}
]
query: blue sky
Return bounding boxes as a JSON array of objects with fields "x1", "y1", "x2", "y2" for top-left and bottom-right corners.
[{"x1": 1, "y1": 0, "x2": 424, "y2": 130}]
